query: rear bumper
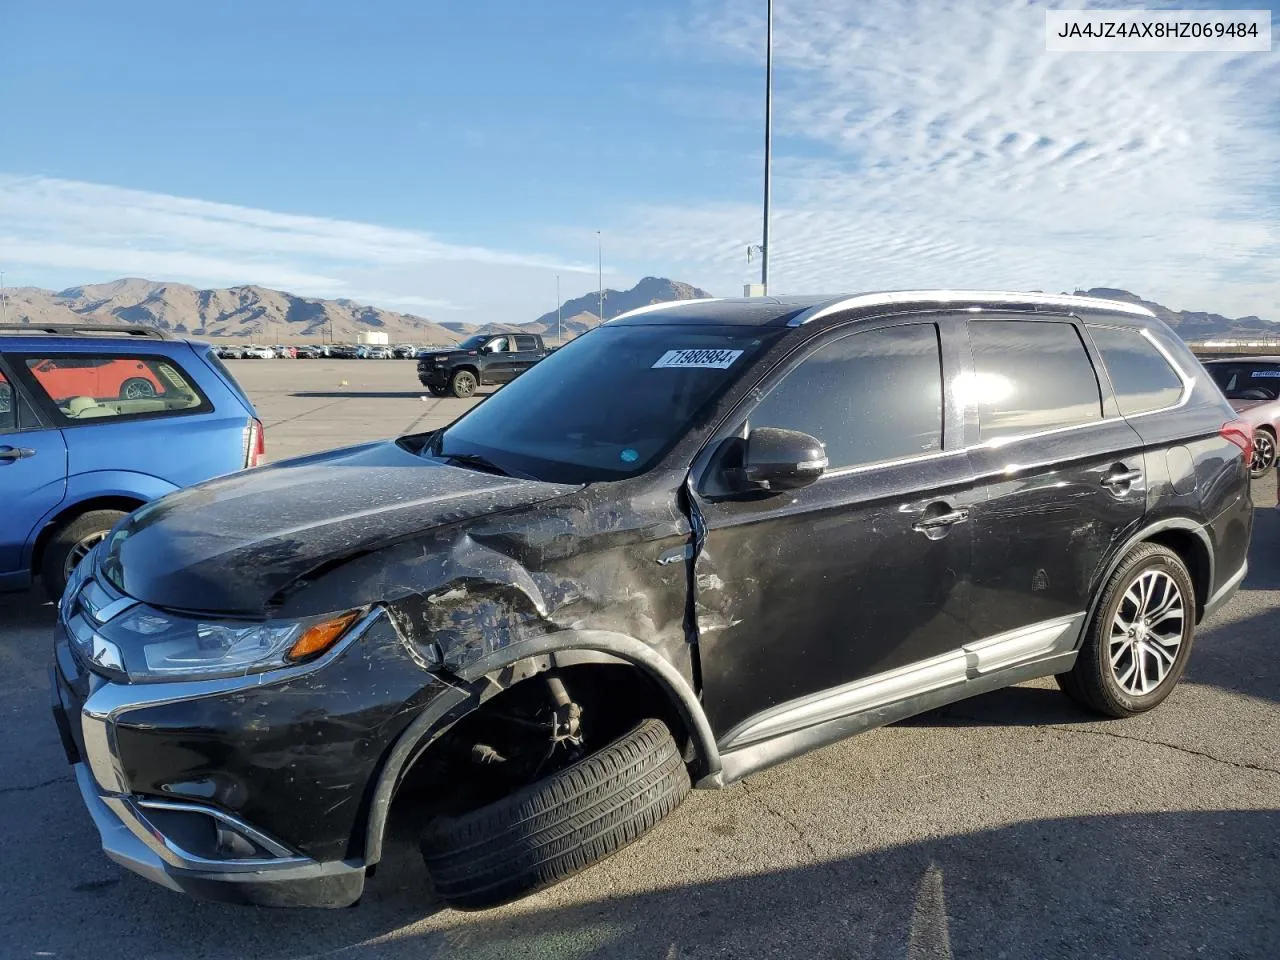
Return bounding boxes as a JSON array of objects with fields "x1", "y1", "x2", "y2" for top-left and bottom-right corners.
[
  {"x1": 72, "y1": 763, "x2": 366, "y2": 907},
  {"x1": 1203, "y1": 559, "x2": 1247, "y2": 623}
]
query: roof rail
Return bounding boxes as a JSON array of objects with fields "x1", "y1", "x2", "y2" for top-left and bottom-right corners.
[
  {"x1": 0, "y1": 323, "x2": 172, "y2": 340},
  {"x1": 788, "y1": 290, "x2": 1157, "y2": 327},
  {"x1": 605, "y1": 298, "x2": 723, "y2": 324}
]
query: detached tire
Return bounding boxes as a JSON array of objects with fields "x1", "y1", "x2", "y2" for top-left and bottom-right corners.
[
  {"x1": 426, "y1": 385, "x2": 447, "y2": 398},
  {"x1": 41, "y1": 509, "x2": 127, "y2": 601},
  {"x1": 449, "y1": 370, "x2": 477, "y2": 399},
  {"x1": 421, "y1": 718, "x2": 690, "y2": 910}
]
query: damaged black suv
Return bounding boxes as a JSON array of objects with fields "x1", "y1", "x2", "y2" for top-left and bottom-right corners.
[{"x1": 51, "y1": 292, "x2": 1253, "y2": 910}]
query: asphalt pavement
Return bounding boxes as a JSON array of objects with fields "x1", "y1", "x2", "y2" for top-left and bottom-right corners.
[{"x1": 1, "y1": 359, "x2": 1277, "y2": 960}]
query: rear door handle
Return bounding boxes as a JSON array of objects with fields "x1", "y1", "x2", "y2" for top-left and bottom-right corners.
[
  {"x1": 912, "y1": 508, "x2": 969, "y2": 532},
  {"x1": 0, "y1": 446, "x2": 35, "y2": 462}
]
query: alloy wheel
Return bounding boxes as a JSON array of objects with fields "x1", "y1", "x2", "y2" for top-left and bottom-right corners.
[
  {"x1": 1250, "y1": 432, "x2": 1275, "y2": 475},
  {"x1": 64, "y1": 531, "x2": 108, "y2": 580},
  {"x1": 1109, "y1": 569, "x2": 1185, "y2": 696},
  {"x1": 122, "y1": 378, "x2": 157, "y2": 399}
]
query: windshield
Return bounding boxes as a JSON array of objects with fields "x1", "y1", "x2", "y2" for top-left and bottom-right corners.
[
  {"x1": 432, "y1": 325, "x2": 779, "y2": 483},
  {"x1": 1208, "y1": 363, "x2": 1280, "y2": 401},
  {"x1": 457, "y1": 334, "x2": 489, "y2": 350}
]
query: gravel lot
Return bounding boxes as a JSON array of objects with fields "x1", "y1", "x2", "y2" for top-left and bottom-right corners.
[{"x1": 1, "y1": 359, "x2": 1277, "y2": 960}]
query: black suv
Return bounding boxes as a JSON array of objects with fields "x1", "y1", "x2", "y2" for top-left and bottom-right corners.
[
  {"x1": 418, "y1": 332, "x2": 549, "y2": 397},
  {"x1": 51, "y1": 292, "x2": 1252, "y2": 911}
]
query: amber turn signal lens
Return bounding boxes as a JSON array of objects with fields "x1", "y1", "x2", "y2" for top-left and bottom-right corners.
[{"x1": 287, "y1": 610, "x2": 362, "y2": 662}]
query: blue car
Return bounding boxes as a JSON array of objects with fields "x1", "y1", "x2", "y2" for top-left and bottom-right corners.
[{"x1": 0, "y1": 324, "x2": 262, "y2": 598}]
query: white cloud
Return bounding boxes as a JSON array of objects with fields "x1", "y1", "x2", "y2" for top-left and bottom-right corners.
[
  {"x1": 0, "y1": 175, "x2": 598, "y2": 321},
  {"x1": 628, "y1": 0, "x2": 1280, "y2": 318}
]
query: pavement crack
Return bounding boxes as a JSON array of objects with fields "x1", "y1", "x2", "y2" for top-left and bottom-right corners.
[
  {"x1": 1043, "y1": 723, "x2": 1280, "y2": 778},
  {"x1": 737, "y1": 779, "x2": 820, "y2": 860},
  {"x1": 0, "y1": 774, "x2": 73, "y2": 796}
]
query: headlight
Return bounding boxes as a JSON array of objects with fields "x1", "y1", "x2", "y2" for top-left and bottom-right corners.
[{"x1": 87, "y1": 606, "x2": 363, "y2": 682}]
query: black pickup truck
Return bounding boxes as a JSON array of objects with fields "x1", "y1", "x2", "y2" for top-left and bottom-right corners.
[{"x1": 417, "y1": 332, "x2": 550, "y2": 398}]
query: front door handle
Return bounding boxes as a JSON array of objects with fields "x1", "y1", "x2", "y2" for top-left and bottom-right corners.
[
  {"x1": 1101, "y1": 468, "x2": 1142, "y2": 490},
  {"x1": 0, "y1": 446, "x2": 35, "y2": 463},
  {"x1": 912, "y1": 508, "x2": 969, "y2": 534}
]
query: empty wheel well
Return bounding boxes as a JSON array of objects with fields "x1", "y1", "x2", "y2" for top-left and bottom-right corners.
[
  {"x1": 31, "y1": 496, "x2": 144, "y2": 572},
  {"x1": 1145, "y1": 529, "x2": 1211, "y2": 621},
  {"x1": 393, "y1": 661, "x2": 691, "y2": 823}
]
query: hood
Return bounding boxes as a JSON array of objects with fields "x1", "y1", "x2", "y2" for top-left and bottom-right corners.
[{"x1": 102, "y1": 440, "x2": 577, "y2": 616}]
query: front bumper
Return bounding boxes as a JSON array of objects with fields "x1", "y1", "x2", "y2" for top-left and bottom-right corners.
[
  {"x1": 417, "y1": 365, "x2": 448, "y2": 388},
  {"x1": 48, "y1": 566, "x2": 447, "y2": 908},
  {"x1": 51, "y1": 649, "x2": 367, "y2": 908},
  {"x1": 70, "y1": 763, "x2": 366, "y2": 907}
]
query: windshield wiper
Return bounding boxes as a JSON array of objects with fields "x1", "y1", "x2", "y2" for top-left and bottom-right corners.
[{"x1": 439, "y1": 451, "x2": 513, "y2": 477}]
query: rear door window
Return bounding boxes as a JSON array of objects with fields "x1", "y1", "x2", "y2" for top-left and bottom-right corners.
[
  {"x1": 20, "y1": 354, "x2": 210, "y2": 423},
  {"x1": 968, "y1": 320, "x2": 1102, "y2": 441},
  {"x1": 1087, "y1": 325, "x2": 1185, "y2": 414},
  {"x1": 746, "y1": 323, "x2": 944, "y2": 469},
  {"x1": 514, "y1": 335, "x2": 539, "y2": 352}
]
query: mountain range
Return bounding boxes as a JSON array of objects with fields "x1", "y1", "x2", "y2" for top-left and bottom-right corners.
[
  {"x1": 0, "y1": 277, "x2": 1271, "y2": 343},
  {"x1": 0, "y1": 277, "x2": 713, "y2": 344}
]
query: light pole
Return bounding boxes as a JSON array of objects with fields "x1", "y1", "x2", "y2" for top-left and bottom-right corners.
[
  {"x1": 0, "y1": 271, "x2": 7, "y2": 324},
  {"x1": 761, "y1": 0, "x2": 773, "y2": 294},
  {"x1": 597, "y1": 231, "x2": 604, "y2": 322},
  {"x1": 556, "y1": 274, "x2": 562, "y2": 345}
]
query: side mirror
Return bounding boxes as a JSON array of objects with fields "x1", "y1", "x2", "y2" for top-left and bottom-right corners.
[{"x1": 739, "y1": 427, "x2": 827, "y2": 492}]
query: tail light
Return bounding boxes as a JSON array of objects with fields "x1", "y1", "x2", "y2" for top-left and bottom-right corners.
[
  {"x1": 243, "y1": 417, "x2": 265, "y2": 468},
  {"x1": 1220, "y1": 419, "x2": 1254, "y2": 464}
]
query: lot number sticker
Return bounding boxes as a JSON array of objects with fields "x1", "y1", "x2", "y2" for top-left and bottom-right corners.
[{"x1": 652, "y1": 349, "x2": 743, "y2": 370}]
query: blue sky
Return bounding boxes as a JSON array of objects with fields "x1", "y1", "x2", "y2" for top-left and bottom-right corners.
[{"x1": 1, "y1": 0, "x2": 1277, "y2": 324}]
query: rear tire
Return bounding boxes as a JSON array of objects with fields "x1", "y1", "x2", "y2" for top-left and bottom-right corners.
[
  {"x1": 1056, "y1": 543, "x2": 1196, "y2": 718},
  {"x1": 41, "y1": 509, "x2": 128, "y2": 600},
  {"x1": 421, "y1": 717, "x2": 690, "y2": 910},
  {"x1": 449, "y1": 370, "x2": 478, "y2": 399}
]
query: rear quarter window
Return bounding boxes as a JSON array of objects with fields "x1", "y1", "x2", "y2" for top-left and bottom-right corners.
[
  {"x1": 1087, "y1": 325, "x2": 1185, "y2": 415},
  {"x1": 19, "y1": 353, "x2": 211, "y2": 424},
  {"x1": 0, "y1": 370, "x2": 15, "y2": 431}
]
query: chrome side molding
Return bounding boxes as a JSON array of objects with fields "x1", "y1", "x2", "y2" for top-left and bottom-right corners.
[{"x1": 719, "y1": 613, "x2": 1085, "y2": 750}]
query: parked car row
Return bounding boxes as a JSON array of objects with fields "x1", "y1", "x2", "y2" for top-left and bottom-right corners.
[{"x1": 215, "y1": 343, "x2": 444, "y2": 360}]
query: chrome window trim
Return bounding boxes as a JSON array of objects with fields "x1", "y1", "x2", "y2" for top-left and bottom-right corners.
[
  {"x1": 80, "y1": 606, "x2": 388, "y2": 794},
  {"x1": 719, "y1": 613, "x2": 1084, "y2": 750},
  {"x1": 788, "y1": 333, "x2": 1194, "y2": 481},
  {"x1": 605, "y1": 297, "x2": 723, "y2": 323},
  {"x1": 787, "y1": 291, "x2": 1156, "y2": 327}
]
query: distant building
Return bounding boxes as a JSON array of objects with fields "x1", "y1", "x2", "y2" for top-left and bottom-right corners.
[{"x1": 357, "y1": 331, "x2": 390, "y2": 346}]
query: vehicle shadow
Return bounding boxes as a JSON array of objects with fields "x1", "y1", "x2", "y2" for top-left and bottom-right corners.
[
  {"x1": 6, "y1": 799, "x2": 1274, "y2": 959},
  {"x1": 411, "y1": 810, "x2": 1280, "y2": 960}
]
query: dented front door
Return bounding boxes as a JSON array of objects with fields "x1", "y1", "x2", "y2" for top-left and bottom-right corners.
[{"x1": 688, "y1": 320, "x2": 977, "y2": 741}]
